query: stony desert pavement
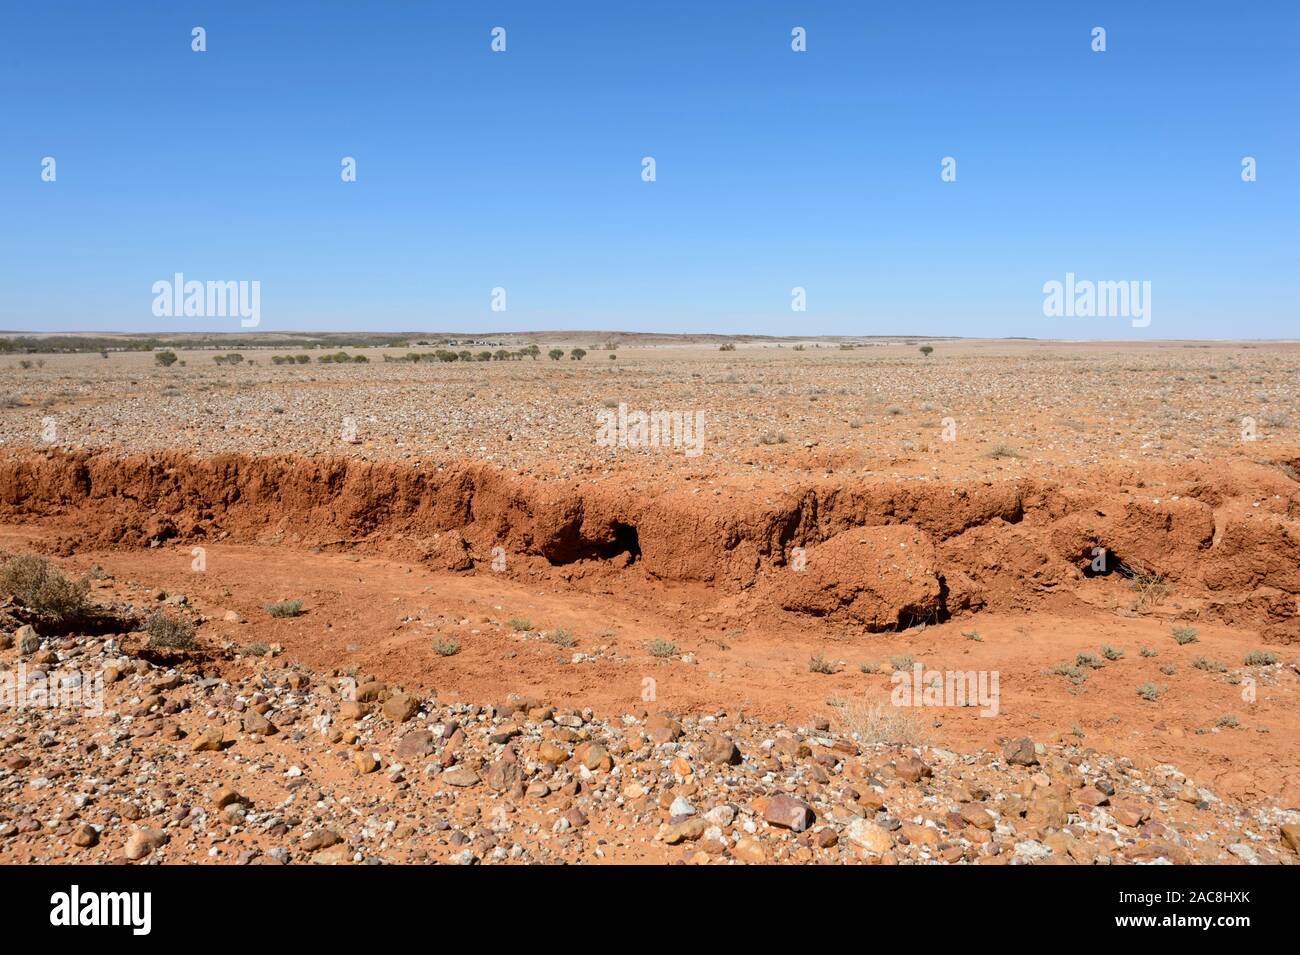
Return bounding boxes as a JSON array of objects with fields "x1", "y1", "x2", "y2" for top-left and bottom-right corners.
[{"x1": 0, "y1": 336, "x2": 1298, "y2": 865}]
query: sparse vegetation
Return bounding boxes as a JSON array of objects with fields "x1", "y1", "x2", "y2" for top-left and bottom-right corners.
[
  {"x1": 859, "y1": 661, "x2": 880, "y2": 674},
  {"x1": 1075, "y1": 651, "x2": 1104, "y2": 669},
  {"x1": 889, "y1": 654, "x2": 916, "y2": 670},
  {"x1": 843, "y1": 701, "x2": 927, "y2": 747},
  {"x1": 1049, "y1": 661, "x2": 1087, "y2": 683},
  {"x1": 1137, "y1": 681, "x2": 1160, "y2": 701},
  {"x1": 1100, "y1": 644, "x2": 1124, "y2": 661},
  {"x1": 432, "y1": 638, "x2": 461, "y2": 657},
  {"x1": 143, "y1": 610, "x2": 196, "y2": 650},
  {"x1": 1215, "y1": 714, "x2": 1239, "y2": 728},
  {"x1": 962, "y1": 630, "x2": 982, "y2": 642},
  {"x1": 808, "y1": 653, "x2": 838, "y2": 674},
  {"x1": 1121, "y1": 562, "x2": 1168, "y2": 611},
  {"x1": 154, "y1": 350, "x2": 178, "y2": 367},
  {"x1": 1243, "y1": 650, "x2": 1278, "y2": 666},
  {"x1": 545, "y1": 628, "x2": 576, "y2": 648},
  {"x1": 1139, "y1": 645, "x2": 1158, "y2": 658},
  {"x1": 1171, "y1": 625, "x2": 1199, "y2": 645},
  {"x1": 244, "y1": 641, "x2": 272, "y2": 657},
  {"x1": 647, "y1": 638, "x2": 679, "y2": 658},
  {"x1": 265, "y1": 598, "x2": 305, "y2": 618},
  {"x1": 988, "y1": 445, "x2": 1021, "y2": 460},
  {"x1": 1191, "y1": 656, "x2": 1227, "y2": 673},
  {"x1": 0, "y1": 553, "x2": 88, "y2": 623},
  {"x1": 509, "y1": 617, "x2": 532, "y2": 632},
  {"x1": 918, "y1": 345, "x2": 934, "y2": 357}
]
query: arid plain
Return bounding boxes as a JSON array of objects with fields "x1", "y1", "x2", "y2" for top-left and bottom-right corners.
[{"x1": 0, "y1": 335, "x2": 1297, "y2": 865}]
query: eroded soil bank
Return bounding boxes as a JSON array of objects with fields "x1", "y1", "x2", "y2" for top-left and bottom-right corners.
[{"x1": 2, "y1": 447, "x2": 1297, "y2": 641}]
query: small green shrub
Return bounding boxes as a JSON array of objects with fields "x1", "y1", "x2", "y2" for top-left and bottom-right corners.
[
  {"x1": 646, "y1": 639, "x2": 679, "y2": 658},
  {"x1": 1171, "y1": 626, "x2": 1199, "y2": 645},
  {"x1": 432, "y1": 638, "x2": 461, "y2": 657},
  {"x1": 265, "y1": 598, "x2": 304, "y2": 618},
  {"x1": 545, "y1": 628, "x2": 576, "y2": 648},
  {"x1": 1243, "y1": 650, "x2": 1278, "y2": 666}
]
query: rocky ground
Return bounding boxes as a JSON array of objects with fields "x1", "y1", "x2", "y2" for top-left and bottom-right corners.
[
  {"x1": 2, "y1": 336, "x2": 1298, "y2": 865},
  {"x1": 2, "y1": 339, "x2": 1297, "y2": 483},
  {"x1": 2, "y1": 604, "x2": 1297, "y2": 865}
]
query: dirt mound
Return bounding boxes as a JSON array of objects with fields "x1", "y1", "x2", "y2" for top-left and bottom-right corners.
[
  {"x1": 1, "y1": 446, "x2": 1298, "y2": 641},
  {"x1": 772, "y1": 525, "x2": 942, "y2": 630}
]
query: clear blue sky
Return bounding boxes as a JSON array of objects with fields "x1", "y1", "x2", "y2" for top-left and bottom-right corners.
[{"x1": 2, "y1": 1, "x2": 1296, "y2": 338}]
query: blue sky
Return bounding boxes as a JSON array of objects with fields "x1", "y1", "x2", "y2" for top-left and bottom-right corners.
[{"x1": 1, "y1": 1, "x2": 1296, "y2": 338}]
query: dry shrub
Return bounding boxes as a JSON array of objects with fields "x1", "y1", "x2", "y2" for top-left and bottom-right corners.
[
  {"x1": 0, "y1": 553, "x2": 88, "y2": 623},
  {"x1": 842, "y1": 701, "x2": 928, "y2": 748}
]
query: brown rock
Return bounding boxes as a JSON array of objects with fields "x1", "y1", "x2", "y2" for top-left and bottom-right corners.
[
  {"x1": 382, "y1": 693, "x2": 419, "y2": 723},
  {"x1": 396, "y1": 730, "x2": 435, "y2": 760},
  {"x1": 699, "y1": 733, "x2": 742, "y2": 765},
  {"x1": 441, "y1": 765, "x2": 480, "y2": 787},
  {"x1": 1003, "y1": 737, "x2": 1038, "y2": 766},
  {"x1": 353, "y1": 751, "x2": 379, "y2": 774},
  {"x1": 731, "y1": 836, "x2": 767, "y2": 863},
  {"x1": 663, "y1": 817, "x2": 707, "y2": 844},
  {"x1": 242, "y1": 710, "x2": 276, "y2": 736},
  {"x1": 763, "y1": 794, "x2": 815, "y2": 832},
  {"x1": 191, "y1": 726, "x2": 225, "y2": 752},
  {"x1": 645, "y1": 713, "x2": 683, "y2": 744}
]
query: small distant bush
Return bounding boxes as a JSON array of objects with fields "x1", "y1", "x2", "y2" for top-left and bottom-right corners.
[
  {"x1": 1171, "y1": 626, "x2": 1198, "y2": 645},
  {"x1": 154, "y1": 350, "x2": 178, "y2": 367},
  {"x1": 265, "y1": 598, "x2": 304, "y2": 618},
  {"x1": 918, "y1": 345, "x2": 934, "y2": 357},
  {"x1": 432, "y1": 638, "x2": 461, "y2": 657},
  {"x1": 545, "y1": 628, "x2": 576, "y2": 648},
  {"x1": 963, "y1": 630, "x2": 982, "y2": 642},
  {"x1": 719, "y1": 343, "x2": 736, "y2": 351},
  {"x1": 859, "y1": 661, "x2": 880, "y2": 674},
  {"x1": 988, "y1": 445, "x2": 1021, "y2": 460},
  {"x1": 0, "y1": 554, "x2": 88, "y2": 623},
  {"x1": 1137, "y1": 682, "x2": 1159, "y2": 701},
  {"x1": 1075, "y1": 651, "x2": 1104, "y2": 669},
  {"x1": 144, "y1": 610, "x2": 196, "y2": 650},
  {"x1": 548, "y1": 349, "x2": 564, "y2": 361},
  {"x1": 1139, "y1": 645, "x2": 1158, "y2": 658},
  {"x1": 808, "y1": 654, "x2": 838, "y2": 674},
  {"x1": 1100, "y1": 644, "x2": 1124, "y2": 661},
  {"x1": 1049, "y1": 661, "x2": 1087, "y2": 683},
  {"x1": 647, "y1": 639, "x2": 678, "y2": 658},
  {"x1": 889, "y1": 654, "x2": 916, "y2": 670},
  {"x1": 1243, "y1": 650, "x2": 1278, "y2": 666},
  {"x1": 1191, "y1": 656, "x2": 1226, "y2": 673},
  {"x1": 244, "y1": 641, "x2": 271, "y2": 656},
  {"x1": 1159, "y1": 663, "x2": 1177, "y2": 676},
  {"x1": 509, "y1": 617, "x2": 532, "y2": 632},
  {"x1": 1215, "y1": 714, "x2": 1239, "y2": 728}
]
